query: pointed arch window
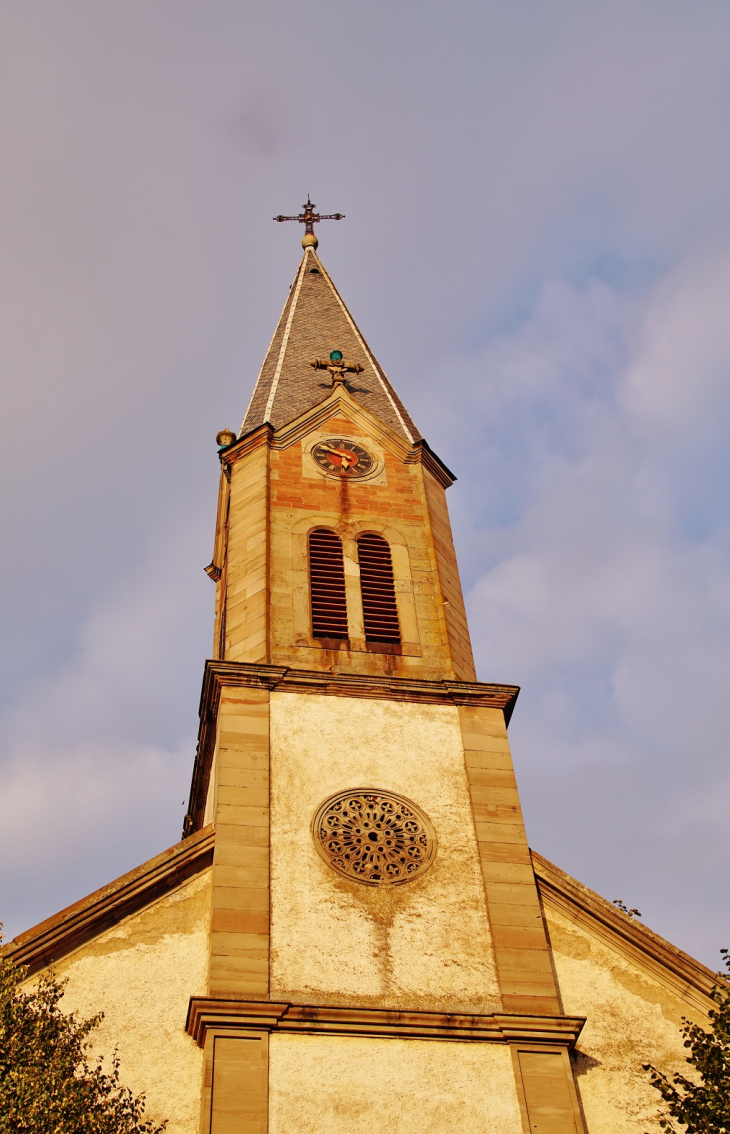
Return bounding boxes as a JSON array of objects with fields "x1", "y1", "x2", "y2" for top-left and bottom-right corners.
[
  {"x1": 309, "y1": 528, "x2": 349, "y2": 640},
  {"x1": 357, "y1": 533, "x2": 401, "y2": 644}
]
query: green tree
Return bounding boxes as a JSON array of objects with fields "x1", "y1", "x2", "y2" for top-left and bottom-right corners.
[
  {"x1": 644, "y1": 949, "x2": 730, "y2": 1133},
  {"x1": 0, "y1": 936, "x2": 166, "y2": 1133}
]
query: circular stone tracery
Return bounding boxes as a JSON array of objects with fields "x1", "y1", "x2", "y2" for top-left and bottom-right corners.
[{"x1": 312, "y1": 789, "x2": 437, "y2": 887}]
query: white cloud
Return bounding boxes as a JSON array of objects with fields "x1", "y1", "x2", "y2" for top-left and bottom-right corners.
[
  {"x1": 0, "y1": 513, "x2": 210, "y2": 941},
  {"x1": 460, "y1": 245, "x2": 730, "y2": 960},
  {"x1": 622, "y1": 249, "x2": 730, "y2": 434}
]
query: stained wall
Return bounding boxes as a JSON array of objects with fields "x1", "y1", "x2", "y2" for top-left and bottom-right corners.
[
  {"x1": 268, "y1": 691, "x2": 502, "y2": 1012},
  {"x1": 23, "y1": 869, "x2": 212, "y2": 1134},
  {"x1": 545, "y1": 903, "x2": 710, "y2": 1133},
  {"x1": 268, "y1": 412, "x2": 455, "y2": 678},
  {"x1": 268, "y1": 1034, "x2": 524, "y2": 1134}
]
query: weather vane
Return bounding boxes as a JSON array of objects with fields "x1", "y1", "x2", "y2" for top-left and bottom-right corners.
[{"x1": 273, "y1": 196, "x2": 344, "y2": 249}]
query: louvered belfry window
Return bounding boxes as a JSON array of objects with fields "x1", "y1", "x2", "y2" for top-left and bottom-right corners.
[
  {"x1": 309, "y1": 528, "x2": 349, "y2": 640},
  {"x1": 357, "y1": 533, "x2": 401, "y2": 644}
]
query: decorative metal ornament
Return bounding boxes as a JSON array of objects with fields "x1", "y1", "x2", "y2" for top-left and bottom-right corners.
[
  {"x1": 312, "y1": 789, "x2": 437, "y2": 886},
  {"x1": 311, "y1": 437, "x2": 375, "y2": 479},
  {"x1": 215, "y1": 428, "x2": 237, "y2": 449},
  {"x1": 273, "y1": 196, "x2": 345, "y2": 250}
]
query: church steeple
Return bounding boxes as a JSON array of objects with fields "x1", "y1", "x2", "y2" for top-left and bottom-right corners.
[
  {"x1": 190, "y1": 230, "x2": 571, "y2": 1048},
  {"x1": 7, "y1": 212, "x2": 714, "y2": 1134},
  {"x1": 239, "y1": 244, "x2": 420, "y2": 444},
  {"x1": 208, "y1": 244, "x2": 477, "y2": 683}
]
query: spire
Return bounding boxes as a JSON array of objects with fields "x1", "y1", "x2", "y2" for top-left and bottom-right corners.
[{"x1": 240, "y1": 246, "x2": 421, "y2": 443}]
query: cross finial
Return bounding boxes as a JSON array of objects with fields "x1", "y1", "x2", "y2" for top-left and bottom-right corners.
[
  {"x1": 273, "y1": 196, "x2": 345, "y2": 249},
  {"x1": 311, "y1": 349, "x2": 364, "y2": 387}
]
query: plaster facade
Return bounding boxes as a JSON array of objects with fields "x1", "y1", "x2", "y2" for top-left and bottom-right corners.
[
  {"x1": 269, "y1": 691, "x2": 502, "y2": 1011},
  {"x1": 24, "y1": 868, "x2": 212, "y2": 1134},
  {"x1": 545, "y1": 904, "x2": 707, "y2": 1133},
  {"x1": 268, "y1": 1034, "x2": 524, "y2": 1134}
]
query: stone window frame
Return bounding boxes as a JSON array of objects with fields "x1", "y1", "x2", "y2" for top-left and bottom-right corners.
[{"x1": 290, "y1": 515, "x2": 421, "y2": 656}]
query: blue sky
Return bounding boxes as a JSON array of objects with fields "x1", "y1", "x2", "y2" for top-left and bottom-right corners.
[{"x1": 1, "y1": 0, "x2": 729, "y2": 965}]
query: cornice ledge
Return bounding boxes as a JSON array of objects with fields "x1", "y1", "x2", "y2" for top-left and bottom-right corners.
[
  {"x1": 491, "y1": 1013, "x2": 586, "y2": 1045},
  {"x1": 220, "y1": 423, "x2": 274, "y2": 466},
  {"x1": 184, "y1": 662, "x2": 520, "y2": 835},
  {"x1": 200, "y1": 659, "x2": 518, "y2": 709},
  {"x1": 185, "y1": 997, "x2": 585, "y2": 1048},
  {"x1": 2, "y1": 827, "x2": 215, "y2": 977},
  {"x1": 532, "y1": 850, "x2": 718, "y2": 1009},
  {"x1": 406, "y1": 439, "x2": 457, "y2": 489}
]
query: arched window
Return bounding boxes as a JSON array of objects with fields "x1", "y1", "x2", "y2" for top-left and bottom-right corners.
[
  {"x1": 309, "y1": 528, "x2": 349, "y2": 640},
  {"x1": 357, "y1": 533, "x2": 401, "y2": 644}
]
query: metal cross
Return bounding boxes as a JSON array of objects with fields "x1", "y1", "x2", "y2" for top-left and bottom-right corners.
[{"x1": 274, "y1": 196, "x2": 344, "y2": 246}]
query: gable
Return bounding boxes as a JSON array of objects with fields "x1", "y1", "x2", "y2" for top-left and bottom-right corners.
[
  {"x1": 271, "y1": 383, "x2": 414, "y2": 464},
  {"x1": 532, "y1": 850, "x2": 715, "y2": 1133},
  {"x1": 3, "y1": 831, "x2": 215, "y2": 1134},
  {"x1": 29, "y1": 868, "x2": 211, "y2": 1134}
]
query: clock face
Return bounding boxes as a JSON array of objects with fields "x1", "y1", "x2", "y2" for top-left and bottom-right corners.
[{"x1": 311, "y1": 438, "x2": 375, "y2": 479}]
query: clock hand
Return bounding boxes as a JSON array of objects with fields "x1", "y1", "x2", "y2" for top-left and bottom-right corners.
[{"x1": 320, "y1": 445, "x2": 357, "y2": 467}]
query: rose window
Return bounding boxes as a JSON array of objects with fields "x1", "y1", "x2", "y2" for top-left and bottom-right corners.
[{"x1": 312, "y1": 789, "x2": 437, "y2": 886}]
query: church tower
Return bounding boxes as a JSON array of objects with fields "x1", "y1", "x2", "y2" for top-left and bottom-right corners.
[
  {"x1": 6, "y1": 206, "x2": 718, "y2": 1134},
  {"x1": 183, "y1": 217, "x2": 588, "y2": 1133}
]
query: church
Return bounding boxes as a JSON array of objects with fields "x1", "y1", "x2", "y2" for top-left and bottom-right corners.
[{"x1": 4, "y1": 205, "x2": 718, "y2": 1133}]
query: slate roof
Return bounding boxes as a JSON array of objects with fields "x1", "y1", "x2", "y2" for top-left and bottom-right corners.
[{"x1": 239, "y1": 246, "x2": 421, "y2": 443}]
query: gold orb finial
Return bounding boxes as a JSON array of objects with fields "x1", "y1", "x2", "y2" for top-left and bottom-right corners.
[
  {"x1": 216, "y1": 428, "x2": 237, "y2": 449},
  {"x1": 302, "y1": 231, "x2": 318, "y2": 250}
]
